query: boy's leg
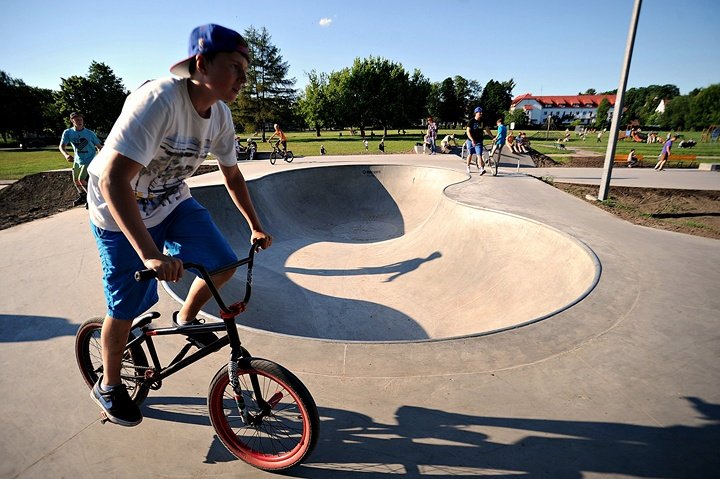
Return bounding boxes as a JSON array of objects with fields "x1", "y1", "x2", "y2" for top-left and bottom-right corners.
[
  {"x1": 101, "y1": 316, "x2": 134, "y2": 386},
  {"x1": 164, "y1": 199, "x2": 238, "y2": 324}
]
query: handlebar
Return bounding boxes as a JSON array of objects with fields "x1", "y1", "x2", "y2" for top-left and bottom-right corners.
[{"x1": 134, "y1": 243, "x2": 259, "y2": 316}]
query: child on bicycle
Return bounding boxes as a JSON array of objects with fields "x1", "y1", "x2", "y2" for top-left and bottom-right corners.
[
  {"x1": 85, "y1": 24, "x2": 272, "y2": 427},
  {"x1": 268, "y1": 123, "x2": 287, "y2": 153},
  {"x1": 489, "y1": 117, "x2": 508, "y2": 159}
]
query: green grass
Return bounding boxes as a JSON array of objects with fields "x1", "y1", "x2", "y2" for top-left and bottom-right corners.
[
  {"x1": 0, "y1": 149, "x2": 71, "y2": 180},
  {"x1": 525, "y1": 129, "x2": 720, "y2": 163},
  {"x1": 3, "y1": 128, "x2": 718, "y2": 180}
]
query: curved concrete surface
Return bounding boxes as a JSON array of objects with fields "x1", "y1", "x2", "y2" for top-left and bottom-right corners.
[
  {"x1": 2, "y1": 153, "x2": 719, "y2": 478},
  {"x1": 165, "y1": 165, "x2": 600, "y2": 341}
]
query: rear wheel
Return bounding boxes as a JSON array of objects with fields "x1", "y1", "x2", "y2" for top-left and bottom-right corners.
[
  {"x1": 270, "y1": 151, "x2": 277, "y2": 165},
  {"x1": 491, "y1": 149, "x2": 500, "y2": 176},
  {"x1": 75, "y1": 317, "x2": 150, "y2": 404},
  {"x1": 284, "y1": 150, "x2": 294, "y2": 163},
  {"x1": 208, "y1": 358, "x2": 319, "y2": 471}
]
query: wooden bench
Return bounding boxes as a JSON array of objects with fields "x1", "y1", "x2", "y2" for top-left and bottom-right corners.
[
  {"x1": 668, "y1": 154, "x2": 698, "y2": 168},
  {"x1": 613, "y1": 153, "x2": 644, "y2": 167}
]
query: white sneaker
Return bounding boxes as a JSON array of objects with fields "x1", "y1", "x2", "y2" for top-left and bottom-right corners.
[
  {"x1": 479, "y1": 168, "x2": 486, "y2": 176},
  {"x1": 466, "y1": 166, "x2": 471, "y2": 174}
]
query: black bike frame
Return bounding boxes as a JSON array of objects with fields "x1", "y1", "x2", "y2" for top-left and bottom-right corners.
[{"x1": 127, "y1": 244, "x2": 258, "y2": 385}]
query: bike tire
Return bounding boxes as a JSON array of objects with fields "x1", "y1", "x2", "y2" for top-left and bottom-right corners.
[
  {"x1": 491, "y1": 151, "x2": 500, "y2": 176},
  {"x1": 75, "y1": 317, "x2": 150, "y2": 404},
  {"x1": 270, "y1": 151, "x2": 277, "y2": 165},
  {"x1": 208, "y1": 358, "x2": 319, "y2": 471},
  {"x1": 485, "y1": 155, "x2": 497, "y2": 177},
  {"x1": 284, "y1": 151, "x2": 294, "y2": 163}
]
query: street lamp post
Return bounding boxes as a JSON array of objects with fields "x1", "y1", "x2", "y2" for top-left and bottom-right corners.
[{"x1": 597, "y1": 0, "x2": 643, "y2": 201}]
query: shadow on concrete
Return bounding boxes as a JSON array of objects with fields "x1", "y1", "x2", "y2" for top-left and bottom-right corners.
[
  {"x1": 0, "y1": 314, "x2": 78, "y2": 342},
  {"x1": 140, "y1": 395, "x2": 719, "y2": 477},
  {"x1": 285, "y1": 251, "x2": 442, "y2": 283}
]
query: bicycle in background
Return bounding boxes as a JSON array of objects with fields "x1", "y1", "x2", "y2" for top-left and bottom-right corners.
[{"x1": 268, "y1": 139, "x2": 294, "y2": 165}]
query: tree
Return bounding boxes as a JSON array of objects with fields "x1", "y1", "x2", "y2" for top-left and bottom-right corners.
[
  {"x1": 298, "y1": 70, "x2": 330, "y2": 136},
  {"x1": 687, "y1": 84, "x2": 720, "y2": 130},
  {"x1": 505, "y1": 107, "x2": 528, "y2": 129},
  {"x1": 55, "y1": 61, "x2": 127, "y2": 135},
  {"x1": 405, "y1": 69, "x2": 431, "y2": 127},
  {"x1": 233, "y1": 26, "x2": 296, "y2": 139},
  {"x1": 0, "y1": 71, "x2": 60, "y2": 142},
  {"x1": 437, "y1": 77, "x2": 462, "y2": 125},
  {"x1": 595, "y1": 98, "x2": 612, "y2": 129},
  {"x1": 479, "y1": 79, "x2": 515, "y2": 126},
  {"x1": 663, "y1": 95, "x2": 690, "y2": 130}
]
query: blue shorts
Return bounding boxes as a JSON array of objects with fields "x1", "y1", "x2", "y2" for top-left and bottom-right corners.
[
  {"x1": 91, "y1": 197, "x2": 238, "y2": 320},
  {"x1": 465, "y1": 140, "x2": 484, "y2": 157}
]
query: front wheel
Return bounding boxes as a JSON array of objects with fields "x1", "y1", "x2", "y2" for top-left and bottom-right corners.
[
  {"x1": 270, "y1": 151, "x2": 277, "y2": 165},
  {"x1": 284, "y1": 150, "x2": 294, "y2": 163},
  {"x1": 208, "y1": 358, "x2": 319, "y2": 471},
  {"x1": 485, "y1": 154, "x2": 498, "y2": 176},
  {"x1": 75, "y1": 317, "x2": 150, "y2": 404}
]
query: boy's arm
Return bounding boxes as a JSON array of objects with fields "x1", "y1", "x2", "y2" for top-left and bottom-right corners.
[
  {"x1": 99, "y1": 152, "x2": 184, "y2": 281},
  {"x1": 219, "y1": 163, "x2": 272, "y2": 250},
  {"x1": 59, "y1": 132, "x2": 73, "y2": 162}
]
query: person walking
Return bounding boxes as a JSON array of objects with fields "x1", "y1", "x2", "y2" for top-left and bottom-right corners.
[
  {"x1": 654, "y1": 135, "x2": 676, "y2": 171},
  {"x1": 59, "y1": 112, "x2": 103, "y2": 207},
  {"x1": 465, "y1": 107, "x2": 487, "y2": 175}
]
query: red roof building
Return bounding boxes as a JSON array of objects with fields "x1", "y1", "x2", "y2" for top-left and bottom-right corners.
[{"x1": 510, "y1": 93, "x2": 617, "y2": 125}]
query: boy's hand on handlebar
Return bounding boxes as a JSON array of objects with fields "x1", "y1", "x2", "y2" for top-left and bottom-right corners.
[
  {"x1": 251, "y1": 230, "x2": 272, "y2": 250},
  {"x1": 143, "y1": 255, "x2": 184, "y2": 282}
]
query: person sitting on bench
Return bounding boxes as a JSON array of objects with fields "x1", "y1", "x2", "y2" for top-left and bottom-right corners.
[{"x1": 627, "y1": 149, "x2": 639, "y2": 168}]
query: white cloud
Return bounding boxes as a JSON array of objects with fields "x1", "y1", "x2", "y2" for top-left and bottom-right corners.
[{"x1": 319, "y1": 18, "x2": 332, "y2": 27}]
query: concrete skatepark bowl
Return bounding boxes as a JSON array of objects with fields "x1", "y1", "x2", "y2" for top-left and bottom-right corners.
[{"x1": 164, "y1": 164, "x2": 600, "y2": 342}]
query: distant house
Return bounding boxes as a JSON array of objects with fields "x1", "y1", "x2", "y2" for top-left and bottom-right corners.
[
  {"x1": 510, "y1": 93, "x2": 617, "y2": 126},
  {"x1": 655, "y1": 99, "x2": 670, "y2": 114}
]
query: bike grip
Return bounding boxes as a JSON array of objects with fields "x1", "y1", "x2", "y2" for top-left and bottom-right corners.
[{"x1": 134, "y1": 269, "x2": 157, "y2": 281}]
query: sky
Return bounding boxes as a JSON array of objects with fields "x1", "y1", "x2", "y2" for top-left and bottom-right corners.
[{"x1": 2, "y1": 0, "x2": 719, "y2": 100}]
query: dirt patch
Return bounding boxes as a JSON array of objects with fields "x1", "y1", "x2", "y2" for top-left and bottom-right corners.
[
  {"x1": 552, "y1": 183, "x2": 720, "y2": 240},
  {"x1": 0, "y1": 165, "x2": 219, "y2": 230}
]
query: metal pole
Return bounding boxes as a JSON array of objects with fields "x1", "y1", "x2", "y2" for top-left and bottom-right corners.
[{"x1": 597, "y1": 0, "x2": 642, "y2": 201}]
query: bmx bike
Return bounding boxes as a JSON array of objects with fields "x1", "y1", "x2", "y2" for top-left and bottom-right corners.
[
  {"x1": 74, "y1": 244, "x2": 319, "y2": 471},
  {"x1": 269, "y1": 139, "x2": 294, "y2": 165},
  {"x1": 460, "y1": 143, "x2": 498, "y2": 176}
]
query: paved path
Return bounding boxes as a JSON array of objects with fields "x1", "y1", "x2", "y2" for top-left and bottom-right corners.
[{"x1": 1, "y1": 153, "x2": 718, "y2": 478}]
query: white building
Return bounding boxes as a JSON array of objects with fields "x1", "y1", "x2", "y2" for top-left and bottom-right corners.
[{"x1": 510, "y1": 93, "x2": 616, "y2": 126}]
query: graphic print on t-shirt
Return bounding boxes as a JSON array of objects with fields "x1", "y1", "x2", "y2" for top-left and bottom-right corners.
[{"x1": 133, "y1": 135, "x2": 211, "y2": 214}]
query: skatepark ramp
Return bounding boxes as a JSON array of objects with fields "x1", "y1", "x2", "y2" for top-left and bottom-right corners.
[{"x1": 164, "y1": 165, "x2": 600, "y2": 342}]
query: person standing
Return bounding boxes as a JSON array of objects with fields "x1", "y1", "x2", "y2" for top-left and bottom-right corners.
[
  {"x1": 465, "y1": 107, "x2": 487, "y2": 175},
  {"x1": 426, "y1": 116, "x2": 438, "y2": 154},
  {"x1": 59, "y1": 112, "x2": 103, "y2": 207},
  {"x1": 654, "y1": 135, "x2": 676, "y2": 171}
]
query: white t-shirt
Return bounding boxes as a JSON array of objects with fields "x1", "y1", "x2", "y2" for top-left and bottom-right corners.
[{"x1": 87, "y1": 77, "x2": 237, "y2": 231}]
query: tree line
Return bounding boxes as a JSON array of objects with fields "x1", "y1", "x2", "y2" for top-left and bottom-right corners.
[{"x1": 3, "y1": 26, "x2": 718, "y2": 146}]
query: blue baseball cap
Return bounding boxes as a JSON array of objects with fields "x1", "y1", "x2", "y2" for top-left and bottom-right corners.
[
  {"x1": 170, "y1": 24, "x2": 250, "y2": 78},
  {"x1": 474, "y1": 106, "x2": 483, "y2": 114}
]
